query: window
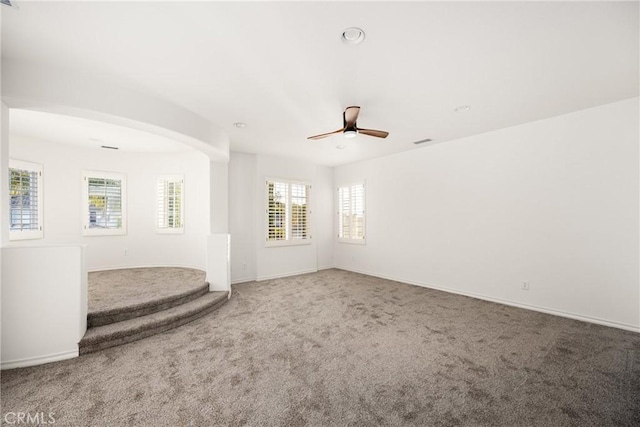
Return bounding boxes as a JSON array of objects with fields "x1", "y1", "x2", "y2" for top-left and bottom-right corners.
[
  {"x1": 9, "y1": 160, "x2": 43, "y2": 240},
  {"x1": 266, "y1": 178, "x2": 311, "y2": 246},
  {"x1": 83, "y1": 170, "x2": 126, "y2": 236},
  {"x1": 338, "y1": 182, "x2": 365, "y2": 243},
  {"x1": 157, "y1": 175, "x2": 184, "y2": 234}
]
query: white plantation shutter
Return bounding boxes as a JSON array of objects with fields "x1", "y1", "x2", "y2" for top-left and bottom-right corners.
[
  {"x1": 290, "y1": 183, "x2": 308, "y2": 240},
  {"x1": 267, "y1": 181, "x2": 288, "y2": 241},
  {"x1": 351, "y1": 184, "x2": 365, "y2": 239},
  {"x1": 338, "y1": 186, "x2": 350, "y2": 239},
  {"x1": 266, "y1": 178, "x2": 311, "y2": 246},
  {"x1": 9, "y1": 160, "x2": 43, "y2": 240},
  {"x1": 338, "y1": 182, "x2": 365, "y2": 243},
  {"x1": 157, "y1": 175, "x2": 184, "y2": 233},
  {"x1": 83, "y1": 171, "x2": 127, "y2": 236}
]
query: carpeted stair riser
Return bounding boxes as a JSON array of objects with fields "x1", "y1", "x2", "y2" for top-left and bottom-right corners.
[
  {"x1": 80, "y1": 293, "x2": 228, "y2": 355},
  {"x1": 88, "y1": 284, "x2": 210, "y2": 327}
]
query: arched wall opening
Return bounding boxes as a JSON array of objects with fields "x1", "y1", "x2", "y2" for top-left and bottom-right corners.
[{"x1": 1, "y1": 60, "x2": 231, "y2": 368}]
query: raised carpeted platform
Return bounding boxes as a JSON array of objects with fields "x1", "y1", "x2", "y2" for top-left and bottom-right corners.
[{"x1": 80, "y1": 267, "x2": 228, "y2": 354}]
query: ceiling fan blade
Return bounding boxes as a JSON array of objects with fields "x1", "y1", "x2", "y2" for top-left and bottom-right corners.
[
  {"x1": 344, "y1": 106, "x2": 360, "y2": 128},
  {"x1": 307, "y1": 128, "x2": 345, "y2": 140},
  {"x1": 357, "y1": 128, "x2": 389, "y2": 138}
]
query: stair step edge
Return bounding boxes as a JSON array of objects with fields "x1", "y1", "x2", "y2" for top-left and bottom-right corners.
[
  {"x1": 79, "y1": 298, "x2": 227, "y2": 355},
  {"x1": 81, "y1": 292, "x2": 227, "y2": 345},
  {"x1": 88, "y1": 282, "x2": 211, "y2": 320}
]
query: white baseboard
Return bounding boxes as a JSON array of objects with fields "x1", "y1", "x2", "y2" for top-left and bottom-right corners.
[
  {"x1": 235, "y1": 266, "x2": 334, "y2": 283},
  {"x1": 231, "y1": 276, "x2": 257, "y2": 285},
  {"x1": 256, "y1": 268, "x2": 318, "y2": 282},
  {"x1": 1, "y1": 349, "x2": 79, "y2": 370},
  {"x1": 335, "y1": 265, "x2": 640, "y2": 333},
  {"x1": 88, "y1": 264, "x2": 205, "y2": 273}
]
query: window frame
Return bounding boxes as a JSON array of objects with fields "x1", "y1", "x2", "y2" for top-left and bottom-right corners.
[
  {"x1": 265, "y1": 177, "x2": 312, "y2": 248},
  {"x1": 337, "y1": 181, "x2": 366, "y2": 245},
  {"x1": 8, "y1": 159, "x2": 44, "y2": 241},
  {"x1": 156, "y1": 174, "x2": 185, "y2": 235},
  {"x1": 82, "y1": 170, "x2": 127, "y2": 237}
]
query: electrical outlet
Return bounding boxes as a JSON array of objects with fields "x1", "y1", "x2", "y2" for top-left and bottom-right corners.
[
  {"x1": 123, "y1": 249, "x2": 128, "y2": 256},
  {"x1": 242, "y1": 262, "x2": 247, "y2": 270},
  {"x1": 522, "y1": 281, "x2": 529, "y2": 291}
]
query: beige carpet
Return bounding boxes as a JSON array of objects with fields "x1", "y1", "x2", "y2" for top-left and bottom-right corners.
[
  {"x1": 88, "y1": 267, "x2": 206, "y2": 314},
  {"x1": 2, "y1": 269, "x2": 638, "y2": 426}
]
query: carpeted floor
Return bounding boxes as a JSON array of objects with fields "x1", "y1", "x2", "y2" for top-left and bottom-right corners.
[
  {"x1": 88, "y1": 267, "x2": 206, "y2": 314},
  {"x1": 2, "y1": 269, "x2": 639, "y2": 426}
]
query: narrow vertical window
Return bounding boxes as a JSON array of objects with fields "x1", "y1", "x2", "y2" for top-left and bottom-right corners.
[
  {"x1": 337, "y1": 182, "x2": 366, "y2": 243},
  {"x1": 9, "y1": 160, "x2": 43, "y2": 240},
  {"x1": 266, "y1": 178, "x2": 311, "y2": 246},
  {"x1": 157, "y1": 175, "x2": 184, "y2": 234},
  {"x1": 83, "y1": 170, "x2": 126, "y2": 236}
]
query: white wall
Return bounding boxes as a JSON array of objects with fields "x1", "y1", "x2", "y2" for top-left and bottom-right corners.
[
  {"x1": 210, "y1": 161, "x2": 229, "y2": 233},
  {"x1": 9, "y1": 136, "x2": 211, "y2": 271},
  {"x1": 229, "y1": 152, "x2": 257, "y2": 283},
  {"x1": 1, "y1": 104, "x2": 9, "y2": 247},
  {"x1": 334, "y1": 98, "x2": 640, "y2": 331},
  {"x1": 1, "y1": 103, "x2": 9, "y2": 364},
  {"x1": 315, "y1": 164, "x2": 334, "y2": 270},
  {"x1": 1, "y1": 245, "x2": 87, "y2": 369},
  {"x1": 227, "y1": 152, "x2": 334, "y2": 282}
]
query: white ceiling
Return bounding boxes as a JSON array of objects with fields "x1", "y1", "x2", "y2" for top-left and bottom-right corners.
[
  {"x1": 2, "y1": 1, "x2": 638, "y2": 166},
  {"x1": 10, "y1": 109, "x2": 192, "y2": 153}
]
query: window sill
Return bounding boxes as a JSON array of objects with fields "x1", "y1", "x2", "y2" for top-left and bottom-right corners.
[
  {"x1": 337, "y1": 238, "x2": 366, "y2": 245},
  {"x1": 83, "y1": 228, "x2": 127, "y2": 237},
  {"x1": 156, "y1": 228, "x2": 185, "y2": 235},
  {"x1": 265, "y1": 239, "x2": 312, "y2": 248},
  {"x1": 9, "y1": 231, "x2": 44, "y2": 241}
]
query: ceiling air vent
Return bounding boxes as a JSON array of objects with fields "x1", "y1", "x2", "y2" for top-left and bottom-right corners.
[{"x1": 413, "y1": 138, "x2": 432, "y2": 145}]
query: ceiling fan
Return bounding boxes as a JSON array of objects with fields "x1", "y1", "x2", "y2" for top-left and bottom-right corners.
[{"x1": 307, "y1": 106, "x2": 389, "y2": 140}]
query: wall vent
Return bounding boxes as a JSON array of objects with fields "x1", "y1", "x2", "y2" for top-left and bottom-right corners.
[{"x1": 413, "y1": 138, "x2": 432, "y2": 145}]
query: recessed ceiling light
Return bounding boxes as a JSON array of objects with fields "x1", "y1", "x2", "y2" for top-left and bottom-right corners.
[
  {"x1": 233, "y1": 122, "x2": 247, "y2": 128},
  {"x1": 454, "y1": 105, "x2": 471, "y2": 113},
  {"x1": 341, "y1": 27, "x2": 365, "y2": 45},
  {"x1": 336, "y1": 145, "x2": 346, "y2": 150}
]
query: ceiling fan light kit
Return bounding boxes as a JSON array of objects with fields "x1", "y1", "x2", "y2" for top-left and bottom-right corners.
[{"x1": 308, "y1": 106, "x2": 389, "y2": 141}]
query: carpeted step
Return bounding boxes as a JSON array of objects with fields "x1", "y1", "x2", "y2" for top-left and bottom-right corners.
[
  {"x1": 79, "y1": 292, "x2": 228, "y2": 355},
  {"x1": 88, "y1": 283, "x2": 211, "y2": 327}
]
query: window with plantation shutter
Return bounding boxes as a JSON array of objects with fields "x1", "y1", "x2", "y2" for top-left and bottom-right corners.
[
  {"x1": 337, "y1": 182, "x2": 366, "y2": 244},
  {"x1": 83, "y1": 170, "x2": 126, "y2": 236},
  {"x1": 9, "y1": 160, "x2": 43, "y2": 240},
  {"x1": 266, "y1": 178, "x2": 311, "y2": 247},
  {"x1": 157, "y1": 175, "x2": 184, "y2": 234}
]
